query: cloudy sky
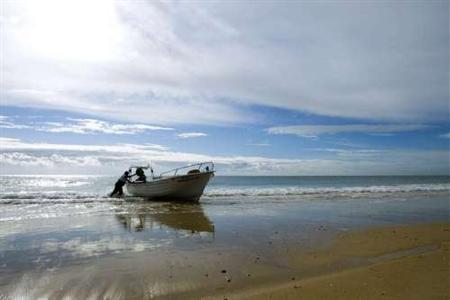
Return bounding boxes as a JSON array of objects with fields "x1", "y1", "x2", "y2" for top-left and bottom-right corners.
[{"x1": 0, "y1": 0, "x2": 449, "y2": 175}]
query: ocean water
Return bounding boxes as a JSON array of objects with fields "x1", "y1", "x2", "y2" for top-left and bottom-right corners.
[
  {"x1": 0, "y1": 175, "x2": 449, "y2": 297},
  {"x1": 1, "y1": 175, "x2": 449, "y2": 222}
]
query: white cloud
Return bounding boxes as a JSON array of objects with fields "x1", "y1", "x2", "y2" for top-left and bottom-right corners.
[
  {"x1": 267, "y1": 124, "x2": 431, "y2": 138},
  {"x1": 39, "y1": 118, "x2": 173, "y2": 134},
  {"x1": 440, "y1": 132, "x2": 450, "y2": 138},
  {"x1": 0, "y1": 137, "x2": 448, "y2": 175},
  {"x1": 0, "y1": 116, "x2": 32, "y2": 129},
  {"x1": 0, "y1": 137, "x2": 21, "y2": 143},
  {"x1": 177, "y1": 132, "x2": 208, "y2": 139},
  {"x1": 1, "y1": 1, "x2": 447, "y2": 124},
  {"x1": 0, "y1": 152, "x2": 102, "y2": 168},
  {"x1": 0, "y1": 117, "x2": 173, "y2": 135},
  {"x1": 0, "y1": 137, "x2": 168, "y2": 152},
  {"x1": 247, "y1": 143, "x2": 271, "y2": 147}
]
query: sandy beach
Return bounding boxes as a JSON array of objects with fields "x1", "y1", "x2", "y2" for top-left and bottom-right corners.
[
  {"x1": 210, "y1": 222, "x2": 450, "y2": 300},
  {"x1": 2, "y1": 219, "x2": 448, "y2": 299}
]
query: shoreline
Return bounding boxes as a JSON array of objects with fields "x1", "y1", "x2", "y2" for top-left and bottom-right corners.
[{"x1": 204, "y1": 221, "x2": 450, "y2": 300}]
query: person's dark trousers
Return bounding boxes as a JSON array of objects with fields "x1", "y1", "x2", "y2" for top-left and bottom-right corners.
[{"x1": 110, "y1": 181, "x2": 125, "y2": 196}]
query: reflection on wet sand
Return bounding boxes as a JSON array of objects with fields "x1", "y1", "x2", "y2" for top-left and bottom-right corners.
[{"x1": 115, "y1": 201, "x2": 215, "y2": 233}]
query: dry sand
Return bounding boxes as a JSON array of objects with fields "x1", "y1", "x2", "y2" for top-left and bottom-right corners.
[{"x1": 205, "y1": 222, "x2": 450, "y2": 300}]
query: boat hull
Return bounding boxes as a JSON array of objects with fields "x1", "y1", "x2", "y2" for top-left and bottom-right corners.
[{"x1": 125, "y1": 171, "x2": 213, "y2": 201}]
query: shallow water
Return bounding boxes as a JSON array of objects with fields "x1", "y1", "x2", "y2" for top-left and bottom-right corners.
[{"x1": 0, "y1": 175, "x2": 449, "y2": 298}]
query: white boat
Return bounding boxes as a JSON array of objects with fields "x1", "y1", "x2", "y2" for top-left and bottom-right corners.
[{"x1": 125, "y1": 162, "x2": 214, "y2": 201}]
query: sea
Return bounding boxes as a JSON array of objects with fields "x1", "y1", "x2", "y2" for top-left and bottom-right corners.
[
  {"x1": 1, "y1": 175, "x2": 449, "y2": 223},
  {"x1": 0, "y1": 175, "x2": 449, "y2": 297}
]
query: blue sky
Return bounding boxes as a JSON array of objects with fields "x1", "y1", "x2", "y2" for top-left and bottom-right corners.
[{"x1": 0, "y1": 0, "x2": 449, "y2": 175}]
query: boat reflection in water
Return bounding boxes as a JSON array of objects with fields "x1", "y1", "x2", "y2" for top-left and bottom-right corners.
[{"x1": 115, "y1": 201, "x2": 215, "y2": 234}]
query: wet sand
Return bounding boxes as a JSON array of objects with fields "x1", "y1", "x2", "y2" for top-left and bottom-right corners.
[
  {"x1": 3, "y1": 219, "x2": 448, "y2": 299},
  {"x1": 207, "y1": 222, "x2": 450, "y2": 300}
]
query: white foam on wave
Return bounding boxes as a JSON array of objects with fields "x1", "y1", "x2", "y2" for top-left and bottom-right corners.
[
  {"x1": 25, "y1": 179, "x2": 90, "y2": 188},
  {"x1": 0, "y1": 191, "x2": 112, "y2": 205},
  {"x1": 204, "y1": 183, "x2": 450, "y2": 197}
]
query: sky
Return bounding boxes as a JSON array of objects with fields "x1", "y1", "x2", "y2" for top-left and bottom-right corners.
[{"x1": 0, "y1": 0, "x2": 449, "y2": 175}]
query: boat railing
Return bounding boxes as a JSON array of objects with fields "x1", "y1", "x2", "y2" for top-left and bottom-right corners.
[{"x1": 159, "y1": 162, "x2": 214, "y2": 177}]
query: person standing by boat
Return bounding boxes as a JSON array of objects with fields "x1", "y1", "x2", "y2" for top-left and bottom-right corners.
[
  {"x1": 134, "y1": 167, "x2": 147, "y2": 183},
  {"x1": 110, "y1": 171, "x2": 130, "y2": 197}
]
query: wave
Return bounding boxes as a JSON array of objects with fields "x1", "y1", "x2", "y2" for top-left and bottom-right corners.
[
  {"x1": 0, "y1": 183, "x2": 448, "y2": 205},
  {"x1": 0, "y1": 192, "x2": 112, "y2": 205},
  {"x1": 204, "y1": 183, "x2": 450, "y2": 197}
]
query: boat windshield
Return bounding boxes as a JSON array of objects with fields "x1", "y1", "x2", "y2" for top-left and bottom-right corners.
[
  {"x1": 159, "y1": 162, "x2": 214, "y2": 178},
  {"x1": 128, "y1": 162, "x2": 214, "y2": 179}
]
